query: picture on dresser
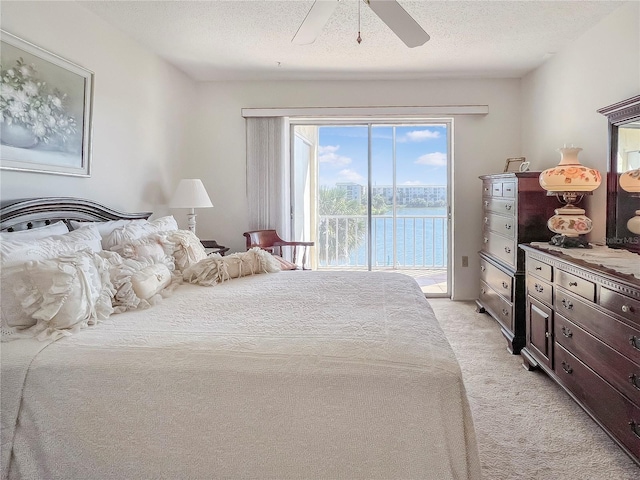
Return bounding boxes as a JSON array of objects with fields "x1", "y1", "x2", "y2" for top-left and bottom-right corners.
[{"x1": 0, "y1": 30, "x2": 93, "y2": 177}]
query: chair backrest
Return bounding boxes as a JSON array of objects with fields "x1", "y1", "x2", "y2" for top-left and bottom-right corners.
[{"x1": 243, "y1": 230, "x2": 284, "y2": 250}]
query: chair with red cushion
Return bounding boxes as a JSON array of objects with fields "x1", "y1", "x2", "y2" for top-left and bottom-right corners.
[{"x1": 243, "y1": 230, "x2": 314, "y2": 270}]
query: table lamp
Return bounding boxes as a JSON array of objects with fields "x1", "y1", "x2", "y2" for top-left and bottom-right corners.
[
  {"x1": 539, "y1": 146, "x2": 602, "y2": 248},
  {"x1": 619, "y1": 168, "x2": 640, "y2": 234},
  {"x1": 169, "y1": 179, "x2": 213, "y2": 234}
]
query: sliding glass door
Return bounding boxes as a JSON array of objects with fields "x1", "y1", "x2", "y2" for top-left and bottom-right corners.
[{"x1": 291, "y1": 121, "x2": 450, "y2": 296}]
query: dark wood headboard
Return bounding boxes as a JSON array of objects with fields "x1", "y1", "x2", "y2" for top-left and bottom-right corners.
[{"x1": 0, "y1": 197, "x2": 152, "y2": 232}]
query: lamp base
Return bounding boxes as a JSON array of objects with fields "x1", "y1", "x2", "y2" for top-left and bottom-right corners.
[{"x1": 549, "y1": 234, "x2": 591, "y2": 249}]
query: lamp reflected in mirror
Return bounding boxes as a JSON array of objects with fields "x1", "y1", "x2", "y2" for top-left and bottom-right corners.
[{"x1": 620, "y1": 168, "x2": 640, "y2": 234}]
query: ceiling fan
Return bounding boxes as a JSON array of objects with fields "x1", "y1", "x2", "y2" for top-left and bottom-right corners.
[{"x1": 292, "y1": 0, "x2": 430, "y2": 48}]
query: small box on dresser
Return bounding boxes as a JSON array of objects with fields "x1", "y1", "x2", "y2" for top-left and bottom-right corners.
[
  {"x1": 476, "y1": 172, "x2": 558, "y2": 354},
  {"x1": 520, "y1": 244, "x2": 640, "y2": 465}
]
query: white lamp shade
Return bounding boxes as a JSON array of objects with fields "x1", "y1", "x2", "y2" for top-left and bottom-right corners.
[
  {"x1": 170, "y1": 179, "x2": 213, "y2": 209},
  {"x1": 619, "y1": 168, "x2": 640, "y2": 193},
  {"x1": 539, "y1": 147, "x2": 602, "y2": 193}
]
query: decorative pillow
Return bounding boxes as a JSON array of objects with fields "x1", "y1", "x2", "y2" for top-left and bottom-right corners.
[
  {"x1": 2, "y1": 250, "x2": 114, "y2": 342},
  {"x1": 0, "y1": 221, "x2": 69, "y2": 241},
  {"x1": 0, "y1": 224, "x2": 102, "y2": 268},
  {"x1": 157, "y1": 230, "x2": 207, "y2": 272},
  {"x1": 70, "y1": 219, "x2": 149, "y2": 248},
  {"x1": 183, "y1": 247, "x2": 281, "y2": 286},
  {"x1": 99, "y1": 250, "x2": 179, "y2": 313},
  {"x1": 102, "y1": 216, "x2": 178, "y2": 250},
  {"x1": 109, "y1": 234, "x2": 175, "y2": 270}
]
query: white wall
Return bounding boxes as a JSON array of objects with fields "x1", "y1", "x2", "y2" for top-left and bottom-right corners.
[
  {"x1": 521, "y1": 1, "x2": 639, "y2": 245},
  {"x1": 191, "y1": 78, "x2": 522, "y2": 300},
  {"x1": 0, "y1": 1, "x2": 197, "y2": 216}
]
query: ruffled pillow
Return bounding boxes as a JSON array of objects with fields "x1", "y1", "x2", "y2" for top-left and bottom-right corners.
[
  {"x1": 158, "y1": 230, "x2": 207, "y2": 272},
  {"x1": 0, "y1": 220, "x2": 69, "y2": 241},
  {"x1": 3, "y1": 250, "x2": 114, "y2": 341},
  {"x1": 70, "y1": 219, "x2": 149, "y2": 249},
  {"x1": 109, "y1": 234, "x2": 175, "y2": 270},
  {"x1": 102, "y1": 216, "x2": 178, "y2": 250},
  {"x1": 182, "y1": 247, "x2": 281, "y2": 286}
]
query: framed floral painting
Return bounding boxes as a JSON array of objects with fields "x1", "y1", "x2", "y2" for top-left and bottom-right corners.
[{"x1": 0, "y1": 30, "x2": 93, "y2": 177}]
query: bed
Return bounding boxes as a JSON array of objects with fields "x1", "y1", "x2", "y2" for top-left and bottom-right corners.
[{"x1": 1, "y1": 197, "x2": 480, "y2": 480}]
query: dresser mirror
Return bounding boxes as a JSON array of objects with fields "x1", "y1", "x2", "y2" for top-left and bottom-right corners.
[{"x1": 598, "y1": 95, "x2": 640, "y2": 254}]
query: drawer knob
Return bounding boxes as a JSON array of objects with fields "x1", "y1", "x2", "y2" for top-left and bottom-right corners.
[
  {"x1": 568, "y1": 281, "x2": 578, "y2": 287},
  {"x1": 484, "y1": 200, "x2": 489, "y2": 207},
  {"x1": 561, "y1": 326, "x2": 573, "y2": 338},
  {"x1": 484, "y1": 217, "x2": 488, "y2": 224},
  {"x1": 629, "y1": 374, "x2": 640, "y2": 391},
  {"x1": 535, "y1": 266, "x2": 542, "y2": 271},
  {"x1": 534, "y1": 284, "x2": 544, "y2": 293},
  {"x1": 561, "y1": 299, "x2": 573, "y2": 310},
  {"x1": 561, "y1": 361, "x2": 573, "y2": 374},
  {"x1": 502, "y1": 281, "x2": 509, "y2": 289},
  {"x1": 545, "y1": 331, "x2": 551, "y2": 338},
  {"x1": 484, "y1": 237, "x2": 489, "y2": 244},
  {"x1": 480, "y1": 288, "x2": 486, "y2": 295},
  {"x1": 630, "y1": 336, "x2": 640, "y2": 351},
  {"x1": 502, "y1": 308, "x2": 509, "y2": 317},
  {"x1": 505, "y1": 204, "x2": 512, "y2": 211},
  {"x1": 629, "y1": 420, "x2": 640, "y2": 439},
  {"x1": 480, "y1": 265, "x2": 486, "y2": 272},
  {"x1": 505, "y1": 224, "x2": 512, "y2": 230},
  {"x1": 622, "y1": 304, "x2": 633, "y2": 314},
  {"x1": 504, "y1": 246, "x2": 511, "y2": 254}
]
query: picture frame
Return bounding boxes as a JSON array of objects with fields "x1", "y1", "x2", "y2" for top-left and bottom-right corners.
[
  {"x1": 503, "y1": 157, "x2": 526, "y2": 173},
  {"x1": 0, "y1": 30, "x2": 93, "y2": 177}
]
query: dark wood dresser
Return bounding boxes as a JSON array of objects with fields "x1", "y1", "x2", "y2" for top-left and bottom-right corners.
[
  {"x1": 476, "y1": 172, "x2": 558, "y2": 353},
  {"x1": 520, "y1": 244, "x2": 640, "y2": 464}
]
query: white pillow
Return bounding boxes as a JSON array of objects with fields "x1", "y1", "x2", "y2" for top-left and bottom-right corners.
[
  {"x1": 0, "y1": 221, "x2": 69, "y2": 241},
  {"x1": 2, "y1": 250, "x2": 113, "y2": 341},
  {"x1": 109, "y1": 234, "x2": 175, "y2": 270},
  {"x1": 103, "y1": 216, "x2": 178, "y2": 250},
  {"x1": 0, "y1": 224, "x2": 102, "y2": 267},
  {"x1": 131, "y1": 264, "x2": 172, "y2": 300},
  {"x1": 70, "y1": 219, "x2": 149, "y2": 248},
  {"x1": 158, "y1": 229, "x2": 207, "y2": 272}
]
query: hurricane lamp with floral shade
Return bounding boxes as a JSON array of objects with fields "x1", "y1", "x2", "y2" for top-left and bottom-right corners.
[
  {"x1": 539, "y1": 146, "x2": 602, "y2": 248},
  {"x1": 619, "y1": 168, "x2": 640, "y2": 234}
]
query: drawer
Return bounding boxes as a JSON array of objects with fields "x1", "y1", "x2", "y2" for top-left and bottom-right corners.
[
  {"x1": 480, "y1": 280, "x2": 513, "y2": 332},
  {"x1": 526, "y1": 257, "x2": 552, "y2": 281},
  {"x1": 556, "y1": 270, "x2": 595, "y2": 302},
  {"x1": 526, "y1": 274, "x2": 552, "y2": 306},
  {"x1": 502, "y1": 182, "x2": 516, "y2": 198},
  {"x1": 555, "y1": 289, "x2": 640, "y2": 363},
  {"x1": 491, "y1": 182, "x2": 503, "y2": 197},
  {"x1": 483, "y1": 213, "x2": 515, "y2": 239},
  {"x1": 554, "y1": 345, "x2": 640, "y2": 459},
  {"x1": 482, "y1": 180, "x2": 492, "y2": 197},
  {"x1": 483, "y1": 230, "x2": 516, "y2": 267},
  {"x1": 555, "y1": 314, "x2": 640, "y2": 406},
  {"x1": 483, "y1": 197, "x2": 515, "y2": 216},
  {"x1": 601, "y1": 287, "x2": 640, "y2": 327},
  {"x1": 480, "y1": 258, "x2": 513, "y2": 301}
]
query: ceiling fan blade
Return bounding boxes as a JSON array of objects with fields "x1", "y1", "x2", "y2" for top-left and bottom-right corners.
[
  {"x1": 367, "y1": 0, "x2": 430, "y2": 48},
  {"x1": 292, "y1": 1, "x2": 339, "y2": 45}
]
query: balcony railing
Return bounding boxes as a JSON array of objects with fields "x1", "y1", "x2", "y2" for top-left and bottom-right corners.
[{"x1": 317, "y1": 214, "x2": 447, "y2": 268}]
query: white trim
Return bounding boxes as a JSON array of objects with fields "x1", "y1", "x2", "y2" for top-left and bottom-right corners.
[{"x1": 241, "y1": 105, "x2": 489, "y2": 118}]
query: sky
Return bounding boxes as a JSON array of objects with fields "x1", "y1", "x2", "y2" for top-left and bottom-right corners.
[{"x1": 317, "y1": 124, "x2": 448, "y2": 188}]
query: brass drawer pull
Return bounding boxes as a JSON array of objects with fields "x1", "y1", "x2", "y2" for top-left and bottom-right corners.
[
  {"x1": 630, "y1": 336, "x2": 640, "y2": 351},
  {"x1": 505, "y1": 204, "x2": 512, "y2": 211},
  {"x1": 561, "y1": 361, "x2": 573, "y2": 374},
  {"x1": 501, "y1": 308, "x2": 509, "y2": 317},
  {"x1": 622, "y1": 304, "x2": 633, "y2": 314},
  {"x1": 502, "y1": 281, "x2": 509, "y2": 289},
  {"x1": 629, "y1": 420, "x2": 640, "y2": 439},
  {"x1": 561, "y1": 299, "x2": 573, "y2": 310},
  {"x1": 504, "y1": 246, "x2": 511, "y2": 254},
  {"x1": 534, "y1": 284, "x2": 544, "y2": 293},
  {"x1": 569, "y1": 281, "x2": 578, "y2": 287},
  {"x1": 561, "y1": 326, "x2": 573, "y2": 338},
  {"x1": 505, "y1": 224, "x2": 512, "y2": 230},
  {"x1": 545, "y1": 332, "x2": 551, "y2": 338},
  {"x1": 629, "y1": 374, "x2": 640, "y2": 391}
]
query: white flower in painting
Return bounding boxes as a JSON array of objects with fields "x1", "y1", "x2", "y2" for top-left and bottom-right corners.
[
  {"x1": 41, "y1": 104, "x2": 51, "y2": 115},
  {"x1": 8, "y1": 102, "x2": 25, "y2": 116},
  {"x1": 32, "y1": 121, "x2": 46, "y2": 137},
  {"x1": 23, "y1": 81, "x2": 38, "y2": 96},
  {"x1": 58, "y1": 118, "x2": 68, "y2": 127},
  {"x1": 47, "y1": 115, "x2": 57, "y2": 128},
  {"x1": 6, "y1": 69, "x2": 15, "y2": 77},
  {"x1": 1, "y1": 85, "x2": 16, "y2": 99},
  {"x1": 50, "y1": 96, "x2": 62, "y2": 108},
  {"x1": 18, "y1": 64, "x2": 33, "y2": 77},
  {"x1": 13, "y1": 90, "x2": 30, "y2": 106}
]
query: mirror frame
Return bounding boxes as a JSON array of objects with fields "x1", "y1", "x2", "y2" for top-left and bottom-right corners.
[{"x1": 598, "y1": 95, "x2": 640, "y2": 254}]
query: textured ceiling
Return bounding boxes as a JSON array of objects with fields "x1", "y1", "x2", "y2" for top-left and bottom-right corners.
[{"x1": 80, "y1": 0, "x2": 624, "y2": 81}]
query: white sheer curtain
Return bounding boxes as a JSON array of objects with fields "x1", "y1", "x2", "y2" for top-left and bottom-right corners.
[{"x1": 245, "y1": 117, "x2": 291, "y2": 239}]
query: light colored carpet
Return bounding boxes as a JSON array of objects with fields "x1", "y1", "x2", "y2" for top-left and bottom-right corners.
[{"x1": 429, "y1": 299, "x2": 639, "y2": 480}]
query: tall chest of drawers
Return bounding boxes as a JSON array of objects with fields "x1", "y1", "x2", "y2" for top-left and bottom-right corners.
[
  {"x1": 520, "y1": 244, "x2": 640, "y2": 465},
  {"x1": 476, "y1": 172, "x2": 557, "y2": 354}
]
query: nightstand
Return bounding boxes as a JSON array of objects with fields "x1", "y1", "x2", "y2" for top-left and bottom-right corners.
[{"x1": 200, "y1": 240, "x2": 230, "y2": 256}]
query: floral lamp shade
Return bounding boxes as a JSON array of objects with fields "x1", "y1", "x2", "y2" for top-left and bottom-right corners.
[
  {"x1": 619, "y1": 168, "x2": 640, "y2": 234},
  {"x1": 539, "y1": 146, "x2": 601, "y2": 247}
]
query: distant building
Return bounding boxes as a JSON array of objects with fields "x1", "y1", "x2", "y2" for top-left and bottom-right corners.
[
  {"x1": 336, "y1": 183, "x2": 447, "y2": 206},
  {"x1": 336, "y1": 182, "x2": 364, "y2": 202}
]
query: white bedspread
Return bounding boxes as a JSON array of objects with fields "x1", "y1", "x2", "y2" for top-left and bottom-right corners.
[{"x1": 2, "y1": 271, "x2": 480, "y2": 479}]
